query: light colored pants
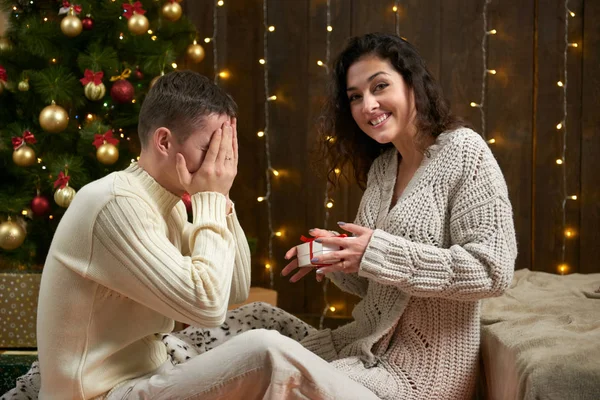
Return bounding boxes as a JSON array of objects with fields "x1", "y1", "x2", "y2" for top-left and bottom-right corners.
[{"x1": 106, "y1": 329, "x2": 380, "y2": 400}]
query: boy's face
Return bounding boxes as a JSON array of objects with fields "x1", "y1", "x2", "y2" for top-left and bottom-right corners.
[{"x1": 175, "y1": 113, "x2": 230, "y2": 175}]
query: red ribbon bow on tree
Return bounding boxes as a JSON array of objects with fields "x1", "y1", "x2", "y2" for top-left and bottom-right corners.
[
  {"x1": 0, "y1": 65, "x2": 7, "y2": 82},
  {"x1": 53, "y1": 171, "x2": 71, "y2": 189},
  {"x1": 93, "y1": 130, "x2": 119, "y2": 149},
  {"x1": 123, "y1": 1, "x2": 146, "y2": 19},
  {"x1": 61, "y1": 1, "x2": 82, "y2": 14},
  {"x1": 80, "y1": 69, "x2": 103, "y2": 86},
  {"x1": 12, "y1": 131, "x2": 37, "y2": 150}
]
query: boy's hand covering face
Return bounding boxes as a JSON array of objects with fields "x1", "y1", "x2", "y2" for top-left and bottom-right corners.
[{"x1": 175, "y1": 117, "x2": 238, "y2": 196}]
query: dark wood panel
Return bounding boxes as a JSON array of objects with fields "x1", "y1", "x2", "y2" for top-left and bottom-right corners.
[
  {"x1": 439, "y1": 0, "x2": 484, "y2": 132},
  {"x1": 397, "y1": 0, "x2": 441, "y2": 80},
  {"x1": 266, "y1": 0, "x2": 310, "y2": 314},
  {"x1": 580, "y1": 0, "x2": 600, "y2": 273},
  {"x1": 534, "y1": 0, "x2": 582, "y2": 274},
  {"x1": 351, "y1": 0, "x2": 396, "y2": 36},
  {"x1": 486, "y1": 0, "x2": 534, "y2": 272}
]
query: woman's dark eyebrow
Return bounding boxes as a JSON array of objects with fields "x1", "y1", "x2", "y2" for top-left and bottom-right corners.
[{"x1": 347, "y1": 71, "x2": 390, "y2": 91}]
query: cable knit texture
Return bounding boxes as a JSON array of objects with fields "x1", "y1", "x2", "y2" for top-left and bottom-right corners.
[
  {"x1": 301, "y1": 128, "x2": 517, "y2": 400},
  {"x1": 36, "y1": 163, "x2": 251, "y2": 400}
]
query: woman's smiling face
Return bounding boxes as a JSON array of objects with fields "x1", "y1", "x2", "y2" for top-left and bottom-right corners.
[{"x1": 346, "y1": 54, "x2": 417, "y2": 145}]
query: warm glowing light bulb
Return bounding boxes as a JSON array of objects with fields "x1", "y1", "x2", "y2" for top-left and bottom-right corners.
[
  {"x1": 217, "y1": 0, "x2": 224, "y2": 6},
  {"x1": 488, "y1": 29, "x2": 497, "y2": 35},
  {"x1": 487, "y1": 69, "x2": 497, "y2": 74},
  {"x1": 327, "y1": 26, "x2": 333, "y2": 32},
  {"x1": 259, "y1": 58, "x2": 265, "y2": 64},
  {"x1": 218, "y1": 70, "x2": 230, "y2": 79},
  {"x1": 147, "y1": 29, "x2": 153, "y2": 34},
  {"x1": 257, "y1": 196, "x2": 265, "y2": 202},
  {"x1": 326, "y1": 200, "x2": 334, "y2": 209},
  {"x1": 568, "y1": 195, "x2": 577, "y2": 200},
  {"x1": 87, "y1": 114, "x2": 93, "y2": 120},
  {"x1": 557, "y1": 263, "x2": 569, "y2": 274},
  {"x1": 556, "y1": 159, "x2": 564, "y2": 165},
  {"x1": 557, "y1": 81, "x2": 564, "y2": 87},
  {"x1": 568, "y1": 43, "x2": 578, "y2": 47},
  {"x1": 43, "y1": 17, "x2": 48, "y2": 21},
  {"x1": 564, "y1": 228, "x2": 575, "y2": 238},
  {"x1": 275, "y1": 231, "x2": 283, "y2": 237},
  {"x1": 51, "y1": 58, "x2": 57, "y2": 63},
  {"x1": 257, "y1": 131, "x2": 265, "y2": 137},
  {"x1": 171, "y1": 63, "x2": 178, "y2": 69},
  {"x1": 265, "y1": 263, "x2": 271, "y2": 270},
  {"x1": 151, "y1": 36, "x2": 157, "y2": 41},
  {"x1": 334, "y1": 168, "x2": 341, "y2": 174},
  {"x1": 392, "y1": 6, "x2": 398, "y2": 12},
  {"x1": 204, "y1": 37, "x2": 211, "y2": 43},
  {"x1": 556, "y1": 122, "x2": 563, "y2": 130},
  {"x1": 268, "y1": 26, "x2": 275, "y2": 32},
  {"x1": 268, "y1": 95, "x2": 277, "y2": 101},
  {"x1": 37, "y1": 158, "x2": 42, "y2": 163},
  {"x1": 21, "y1": 210, "x2": 28, "y2": 216},
  {"x1": 272, "y1": 169, "x2": 280, "y2": 177},
  {"x1": 317, "y1": 60, "x2": 324, "y2": 66},
  {"x1": 329, "y1": 306, "x2": 336, "y2": 312},
  {"x1": 487, "y1": 138, "x2": 496, "y2": 144},
  {"x1": 470, "y1": 102, "x2": 479, "y2": 107},
  {"x1": 49, "y1": 215, "x2": 54, "y2": 220},
  {"x1": 569, "y1": 10, "x2": 575, "y2": 17}
]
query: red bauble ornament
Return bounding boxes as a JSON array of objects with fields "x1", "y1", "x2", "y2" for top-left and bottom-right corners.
[
  {"x1": 134, "y1": 69, "x2": 144, "y2": 80},
  {"x1": 31, "y1": 195, "x2": 51, "y2": 216},
  {"x1": 110, "y1": 80, "x2": 135, "y2": 104},
  {"x1": 182, "y1": 192, "x2": 192, "y2": 213},
  {"x1": 82, "y1": 17, "x2": 94, "y2": 30}
]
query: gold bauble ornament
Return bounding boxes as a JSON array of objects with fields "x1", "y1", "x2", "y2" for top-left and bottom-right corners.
[
  {"x1": 96, "y1": 143, "x2": 119, "y2": 165},
  {"x1": 161, "y1": 2, "x2": 182, "y2": 22},
  {"x1": 186, "y1": 42, "x2": 205, "y2": 64},
  {"x1": 84, "y1": 82, "x2": 106, "y2": 101},
  {"x1": 0, "y1": 219, "x2": 26, "y2": 251},
  {"x1": 18, "y1": 79, "x2": 29, "y2": 92},
  {"x1": 54, "y1": 185, "x2": 76, "y2": 208},
  {"x1": 0, "y1": 37, "x2": 12, "y2": 52},
  {"x1": 61, "y1": 9, "x2": 83, "y2": 38},
  {"x1": 39, "y1": 103, "x2": 69, "y2": 133},
  {"x1": 12, "y1": 145, "x2": 36, "y2": 167},
  {"x1": 128, "y1": 13, "x2": 149, "y2": 35}
]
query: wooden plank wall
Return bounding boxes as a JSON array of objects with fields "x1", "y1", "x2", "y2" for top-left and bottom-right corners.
[{"x1": 182, "y1": 0, "x2": 600, "y2": 318}]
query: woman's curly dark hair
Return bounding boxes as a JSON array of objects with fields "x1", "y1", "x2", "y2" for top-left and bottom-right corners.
[{"x1": 317, "y1": 33, "x2": 465, "y2": 190}]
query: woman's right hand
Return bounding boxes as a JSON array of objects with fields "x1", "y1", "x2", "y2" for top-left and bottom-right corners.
[{"x1": 281, "y1": 228, "x2": 338, "y2": 283}]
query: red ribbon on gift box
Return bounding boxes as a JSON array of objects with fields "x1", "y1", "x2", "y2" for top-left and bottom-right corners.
[
  {"x1": 300, "y1": 234, "x2": 347, "y2": 266},
  {"x1": 12, "y1": 130, "x2": 36, "y2": 150}
]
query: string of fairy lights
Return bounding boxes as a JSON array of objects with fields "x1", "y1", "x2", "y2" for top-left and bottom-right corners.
[
  {"x1": 470, "y1": 0, "x2": 496, "y2": 143},
  {"x1": 256, "y1": 0, "x2": 278, "y2": 289},
  {"x1": 393, "y1": 1, "x2": 400, "y2": 36},
  {"x1": 317, "y1": 0, "x2": 334, "y2": 330},
  {"x1": 557, "y1": 0, "x2": 578, "y2": 274},
  {"x1": 203, "y1": 0, "x2": 224, "y2": 83}
]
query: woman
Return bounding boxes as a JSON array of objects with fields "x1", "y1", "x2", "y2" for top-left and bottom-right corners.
[
  {"x1": 3, "y1": 33, "x2": 516, "y2": 400},
  {"x1": 279, "y1": 32, "x2": 518, "y2": 399}
]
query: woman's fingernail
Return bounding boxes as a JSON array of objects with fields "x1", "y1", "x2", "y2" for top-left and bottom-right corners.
[
  {"x1": 309, "y1": 228, "x2": 316, "y2": 233},
  {"x1": 284, "y1": 255, "x2": 289, "y2": 260},
  {"x1": 316, "y1": 269, "x2": 324, "y2": 274},
  {"x1": 311, "y1": 258, "x2": 319, "y2": 263},
  {"x1": 337, "y1": 221, "x2": 346, "y2": 226},
  {"x1": 315, "y1": 239, "x2": 322, "y2": 243}
]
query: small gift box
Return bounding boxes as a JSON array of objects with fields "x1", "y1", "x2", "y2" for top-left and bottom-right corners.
[{"x1": 296, "y1": 234, "x2": 353, "y2": 267}]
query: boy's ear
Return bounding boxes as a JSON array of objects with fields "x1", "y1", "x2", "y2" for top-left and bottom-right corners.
[{"x1": 153, "y1": 127, "x2": 172, "y2": 156}]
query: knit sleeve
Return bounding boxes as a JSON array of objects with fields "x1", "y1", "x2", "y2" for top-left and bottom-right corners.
[
  {"x1": 359, "y1": 139, "x2": 517, "y2": 301},
  {"x1": 225, "y1": 204, "x2": 251, "y2": 305},
  {"x1": 328, "y1": 154, "x2": 386, "y2": 298},
  {"x1": 90, "y1": 191, "x2": 236, "y2": 327}
]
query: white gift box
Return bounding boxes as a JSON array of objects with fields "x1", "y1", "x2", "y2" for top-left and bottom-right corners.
[{"x1": 296, "y1": 237, "x2": 354, "y2": 267}]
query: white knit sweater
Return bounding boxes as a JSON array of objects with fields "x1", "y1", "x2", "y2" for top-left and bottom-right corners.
[
  {"x1": 36, "y1": 163, "x2": 251, "y2": 400},
  {"x1": 301, "y1": 128, "x2": 517, "y2": 400}
]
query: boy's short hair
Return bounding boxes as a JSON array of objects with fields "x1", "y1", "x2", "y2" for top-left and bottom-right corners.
[{"x1": 138, "y1": 71, "x2": 237, "y2": 148}]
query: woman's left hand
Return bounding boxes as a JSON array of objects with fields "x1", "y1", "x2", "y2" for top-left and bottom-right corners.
[{"x1": 312, "y1": 222, "x2": 374, "y2": 278}]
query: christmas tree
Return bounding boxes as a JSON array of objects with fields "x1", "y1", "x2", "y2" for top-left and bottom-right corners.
[{"x1": 0, "y1": 0, "x2": 203, "y2": 270}]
